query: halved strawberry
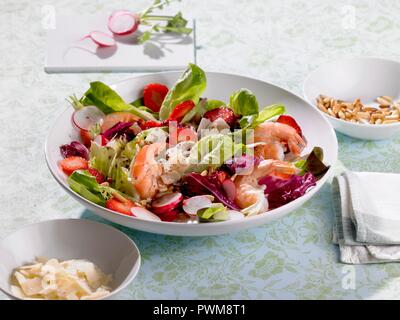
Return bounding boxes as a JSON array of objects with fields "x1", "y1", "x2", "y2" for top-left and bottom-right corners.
[
  {"x1": 168, "y1": 100, "x2": 195, "y2": 122},
  {"x1": 203, "y1": 107, "x2": 236, "y2": 128},
  {"x1": 59, "y1": 156, "x2": 88, "y2": 176},
  {"x1": 276, "y1": 115, "x2": 302, "y2": 136},
  {"x1": 80, "y1": 129, "x2": 92, "y2": 147},
  {"x1": 105, "y1": 198, "x2": 135, "y2": 216},
  {"x1": 88, "y1": 168, "x2": 106, "y2": 184},
  {"x1": 143, "y1": 83, "x2": 169, "y2": 112}
]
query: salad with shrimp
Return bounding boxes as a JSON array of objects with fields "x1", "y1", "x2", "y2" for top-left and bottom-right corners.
[{"x1": 60, "y1": 64, "x2": 329, "y2": 223}]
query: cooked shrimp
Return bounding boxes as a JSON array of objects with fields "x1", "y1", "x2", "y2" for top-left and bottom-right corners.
[
  {"x1": 254, "y1": 122, "x2": 305, "y2": 160},
  {"x1": 234, "y1": 159, "x2": 298, "y2": 210},
  {"x1": 131, "y1": 142, "x2": 166, "y2": 200},
  {"x1": 101, "y1": 112, "x2": 140, "y2": 133}
]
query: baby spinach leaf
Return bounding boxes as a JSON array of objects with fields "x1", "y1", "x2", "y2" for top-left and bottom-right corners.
[
  {"x1": 80, "y1": 81, "x2": 155, "y2": 120},
  {"x1": 159, "y1": 64, "x2": 207, "y2": 120},
  {"x1": 240, "y1": 104, "x2": 285, "y2": 128},
  {"x1": 206, "y1": 99, "x2": 226, "y2": 111},
  {"x1": 229, "y1": 88, "x2": 259, "y2": 116}
]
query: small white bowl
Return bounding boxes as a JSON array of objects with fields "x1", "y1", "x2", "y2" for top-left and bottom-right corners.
[
  {"x1": 0, "y1": 219, "x2": 141, "y2": 300},
  {"x1": 303, "y1": 57, "x2": 400, "y2": 140}
]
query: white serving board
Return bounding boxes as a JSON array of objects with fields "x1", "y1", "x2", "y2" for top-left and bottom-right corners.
[{"x1": 45, "y1": 14, "x2": 196, "y2": 73}]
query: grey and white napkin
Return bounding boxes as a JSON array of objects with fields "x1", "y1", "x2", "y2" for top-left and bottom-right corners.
[{"x1": 332, "y1": 171, "x2": 400, "y2": 264}]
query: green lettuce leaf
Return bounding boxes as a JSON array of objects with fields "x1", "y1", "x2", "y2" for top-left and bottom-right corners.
[
  {"x1": 206, "y1": 99, "x2": 226, "y2": 111},
  {"x1": 229, "y1": 88, "x2": 259, "y2": 116},
  {"x1": 113, "y1": 165, "x2": 136, "y2": 197},
  {"x1": 68, "y1": 173, "x2": 105, "y2": 206},
  {"x1": 159, "y1": 64, "x2": 207, "y2": 120},
  {"x1": 89, "y1": 140, "x2": 124, "y2": 178},
  {"x1": 198, "y1": 203, "x2": 228, "y2": 222},
  {"x1": 240, "y1": 104, "x2": 285, "y2": 128},
  {"x1": 189, "y1": 134, "x2": 246, "y2": 172},
  {"x1": 130, "y1": 97, "x2": 143, "y2": 107},
  {"x1": 80, "y1": 81, "x2": 155, "y2": 120},
  {"x1": 68, "y1": 170, "x2": 136, "y2": 205},
  {"x1": 89, "y1": 139, "x2": 138, "y2": 197}
]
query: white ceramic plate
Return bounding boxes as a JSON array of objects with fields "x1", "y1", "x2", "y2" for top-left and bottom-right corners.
[
  {"x1": 45, "y1": 14, "x2": 196, "y2": 73},
  {"x1": 45, "y1": 72, "x2": 338, "y2": 236},
  {"x1": 0, "y1": 219, "x2": 141, "y2": 300},
  {"x1": 303, "y1": 57, "x2": 400, "y2": 140}
]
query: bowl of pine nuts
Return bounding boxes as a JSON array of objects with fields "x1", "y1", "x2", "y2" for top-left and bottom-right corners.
[{"x1": 303, "y1": 58, "x2": 400, "y2": 140}]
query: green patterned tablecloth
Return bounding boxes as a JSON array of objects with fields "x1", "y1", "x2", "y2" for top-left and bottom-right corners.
[{"x1": 1, "y1": 0, "x2": 400, "y2": 299}]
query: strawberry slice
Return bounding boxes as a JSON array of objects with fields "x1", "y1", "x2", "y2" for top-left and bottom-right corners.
[
  {"x1": 80, "y1": 129, "x2": 92, "y2": 147},
  {"x1": 168, "y1": 100, "x2": 195, "y2": 122},
  {"x1": 88, "y1": 168, "x2": 105, "y2": 184},
  {"x1": 276, "y1": 115, "x2": 302, "y2": 136},
  {"x1": 105, "y1": 198, "x2": 135, "y2": 216},
  {"x1": 143, "y1": 83, "x2": 169, "y2": 112},
  {"x1": 139, "y1": 120, "x2": 165, "y2": 130},
  {"x1": 59, "y1": 156, "x2": 88, "y2": 176},
  {"x1": 203, "y1": 107, "x2": 237, "y2": 128}
]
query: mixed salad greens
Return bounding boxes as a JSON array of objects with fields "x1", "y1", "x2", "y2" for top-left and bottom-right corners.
[{"x1": 60, "y1": 64, "x2": 329, "y2": 223}]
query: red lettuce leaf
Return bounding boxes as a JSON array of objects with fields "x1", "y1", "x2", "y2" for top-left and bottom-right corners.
[
  {"x1": 259, "y1": 173, "x2": 317, "y2": 209},
  {"x1": 304, "y1": 147, "x2": 329, "y2": 179},
  {"x1": 60, "y1": 141, "x2": 89, "y2": 159},
  {"x1": 182, "y1": 172, "x2": 239, "y2": 210},
  {"x1": 102, "y1": 121, "x2": 135, "y2": 141}
]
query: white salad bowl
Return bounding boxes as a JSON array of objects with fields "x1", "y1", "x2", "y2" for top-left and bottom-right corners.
[
  {"x1": 303, "y1": 57, "x2": 400, "y2": 140},
  {"x1": 45, "y1": 72, "x2": 338, "y2": 236},
  {"x1": 0, "y1": 219, "x2": 141, "y2": 300}
]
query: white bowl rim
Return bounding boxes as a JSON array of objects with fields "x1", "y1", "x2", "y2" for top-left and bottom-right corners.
[
  {"x1": 303, "y1": 56, "x2": 400, "y2": 128},
  {"x1": 45, "y1": 70, "x2": 338, "y2": 229},
  {"x1": 0, "y1": 218, "x2": 141, "y2": 300}
]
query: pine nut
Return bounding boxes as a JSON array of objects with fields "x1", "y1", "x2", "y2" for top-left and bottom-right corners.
[{"x1": 315, "y1": 95, "x2": 400, "y2": 125}]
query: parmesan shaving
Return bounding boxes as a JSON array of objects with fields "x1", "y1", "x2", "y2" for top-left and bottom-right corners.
[{"x1": 11, "y1": 258, "x2": 112, "y2": 300}]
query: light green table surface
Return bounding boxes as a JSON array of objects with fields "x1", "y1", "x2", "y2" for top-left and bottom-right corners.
[{"x1": 1, "y1": 0, "x2": 400, "y2": 299}]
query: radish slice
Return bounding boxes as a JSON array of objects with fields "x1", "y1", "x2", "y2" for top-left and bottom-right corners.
[
  {"x1": 108, "y1": 11, "x2": 139, "y2": 35},
  {"x1": 152, "y1": 192, "x2": 183, "y2": 214},
  {"x1": 222, "y1": 179, "x2": 236, "y2": 201},
  {"x1": 182, "y1": 195, "x2": 213, "y2": 216},
  {"x1": 83, "y1": 31, "x2": 116, "y2": 47},
  {"x1": 72, "y1": 106, "x2": 105, "y2": 132},
  {"x1": 131, "y1": 207, "x2": 161, "y2": 221},
  {"x1": 227, "y1": 210, "x2": 245, "y2": 221}
]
